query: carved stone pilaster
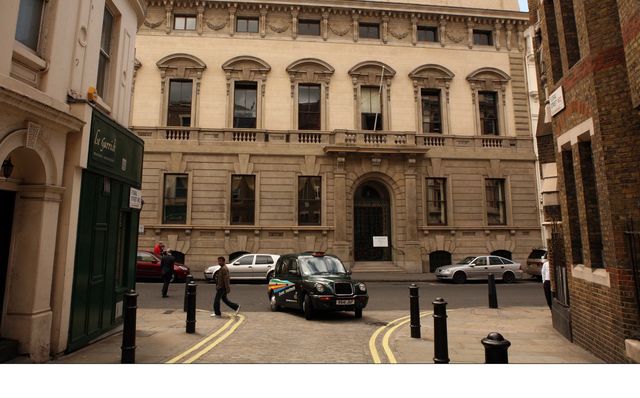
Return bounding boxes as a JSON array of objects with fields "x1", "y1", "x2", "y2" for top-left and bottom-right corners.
[
  {"x1": 260, "y1": 8, "x2": 267, "y2": 38},
  {"x1": 505, "y1": 23, "x2": 513, "y2": 51},
  {"x1": 411, "y1": 15, "x2": 418, "y2": 46},
  {"x1": 291, "y1": 7, "x2": 299, "y2": 40},
  {"x1": 439, "y1": 17, "x2": 447, "y2": 48},
  {"x1": 352, "y1": 12, "x2": 360, "y2": 42},
  {"x1": 494, "y1": 22, "x2": 503, "y2": 51},
  {"x1": 382, "y1": 14, "x2": 389, "y2": 44},
  {"x1": 321, "y1": 11, "x2": 329, "y2": 41},
  {"x1": 467, "y1": 18, "x2": 474, "y2": 49},
  {"x1": 229, "y1": 7, "x2": 236, "y2": 37},
  {"x1": 197, "y1": 4, "x2": 205, "y2": 35},
  {"x1": 165, "y1": 2, "x2": 173, "y2": 34},
  {"x1": 517, "y1": 24, "x2": 524, "y2": 52}
]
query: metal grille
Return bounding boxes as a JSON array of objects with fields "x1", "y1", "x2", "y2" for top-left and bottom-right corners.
[
  {"x1": 624, "y1": 219, "x2": 640, "y2": 313},
  {"x1": 334, "y1": 282, "x2": 353, "y2": 296}
]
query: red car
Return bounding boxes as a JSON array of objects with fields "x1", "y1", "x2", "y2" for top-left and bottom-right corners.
[{"x1": 136, "y1": 250, "x2": 190, "y2": 282}]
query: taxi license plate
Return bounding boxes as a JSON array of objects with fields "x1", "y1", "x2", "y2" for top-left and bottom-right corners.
[{"x1": 336, "y1": 299, "x2": 354, "y2": 305}]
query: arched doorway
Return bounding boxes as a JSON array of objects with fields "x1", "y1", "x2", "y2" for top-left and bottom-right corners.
[
  {"x1": 491, "y1": 250, "x2": 512, "y2": 260},
  {"x1": 429, "y1": 251, "x2": 452, "y2": 272},
  {"x1": 354, "y1": 181, "x2": 391, "y2": 261}
]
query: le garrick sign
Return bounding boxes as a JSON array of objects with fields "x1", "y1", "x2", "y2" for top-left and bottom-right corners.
[{"x1": 92, "y1": 128, "x2": 117, "y2": 163}]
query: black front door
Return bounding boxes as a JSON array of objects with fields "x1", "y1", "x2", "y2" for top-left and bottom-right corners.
[
  {"x1": 354, "y1": 182, "x2": 391, "y2": 261},
  {"x1": 0, "y1": 190, "x2": 16, "y2": 330}
]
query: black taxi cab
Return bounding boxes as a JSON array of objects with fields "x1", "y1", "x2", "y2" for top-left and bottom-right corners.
[{"x1": 267, "y1": 252, "x2": 368, "y2": 320}]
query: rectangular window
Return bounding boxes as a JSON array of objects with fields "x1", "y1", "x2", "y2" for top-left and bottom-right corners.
[
  {"x1": 15, "y1": 0, "x2": 44, "y2": 51},
  {"x1": 298, "y1": 19, "x2": 320, "y2": 36},
  {"x1": 298, "y1": 84, "x2": 321, "y2": 130},
  {"x1": 163, "y1": 174, "x2": 188, "y2": 224},
  {"x1": 361, "y1": 86, "x2": 382, "y2": 130},
  {"x1": 562, "y1": 149, "x2": 583, "y2": 264},
  {"x1": 236, "y1": 16, "x2": 259, "y2": 33},
  {"x1": 417, "y1": 26, "x2": 438, "y2": 42},
  {"x1": 298, "y1": 176, "x2": 321, "y2": 225},
  {"x1": 473, "y1": 30, "x2": 493, "y2": 46},
  {"x1": 359, "y1": 23, "x2": 380, "y2": 39},
  {"x1": 96, "y1": 7, "x2": 114, "y2": 99},
  {"x1": 485, "y1": 179, "x2": 506, "y2": 225},
  {"x1": 426, "y1": 178, "x2": 447, "y2": 225},
  {"x1": 479, "y1": 91, "x2": 499, "y2": 135},
  {"x1": 167, "y1": 80, "x2": 193, "y2": 126},
  {"x1": 174, "y1": 15, "x2": 197, "y2": 30},
  {"x1": 233, "y1": 81, "x2": 257, "y2": 128},
  {"x1": 421, "y1": 89, "x2": 442, "y2": 133},
  {"x1": 231, "y1": 175, "x2": 255, "y2": 225}
]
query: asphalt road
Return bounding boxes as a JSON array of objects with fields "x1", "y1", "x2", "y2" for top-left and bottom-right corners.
[{"x1": 135, "y1": 278, "x2": 546, "y2": 313}]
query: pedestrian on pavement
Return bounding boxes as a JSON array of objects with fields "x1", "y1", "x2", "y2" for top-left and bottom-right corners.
[
  {"x1": 541, "y1": 259, "x2": 552, "y2": 310},
  {"x1": 154, "y1": 241, "x2": 165, "y2": 256},
  {"x1": 160, "y1": 249, "x2": 175, "y2": 298},
  {"x1": 212, "y1": 256, "x2": 240, "y2": 317}
]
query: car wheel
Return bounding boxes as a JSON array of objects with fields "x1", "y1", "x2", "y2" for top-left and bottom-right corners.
[
  {"x1": 303, "y1": 295, "x2": 314, "y2": 320},
  {"x1": 266, "y1": 270, "x2": 274, "y2": 283},
  {"x1": 453, "y1": 271, "x2": 467, "y2": 284},
  {"x1": 502, "y1": 271, "x2": 516, "y2": 284},
  {"x1": 269, "y1": 294, "x2": 280, "y2": 312},
  {"x1": 355, "y1": 307, "x2": 363, "y2": 319}
]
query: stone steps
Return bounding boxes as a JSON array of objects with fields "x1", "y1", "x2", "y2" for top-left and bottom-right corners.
[{"x1": 351, "y1": 261, "x2": 404, "y2": 272}]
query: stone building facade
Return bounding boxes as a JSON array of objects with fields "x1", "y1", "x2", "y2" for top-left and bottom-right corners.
[
  {"x1": 529, "y1": 0, "x2": 640, "y2": 363},
  {"x1": 0, "y1": 0, "x2": 145, "y2": 362},
  {"x1": 132, "y1": 0, "x2": 542, "y2": 274}
]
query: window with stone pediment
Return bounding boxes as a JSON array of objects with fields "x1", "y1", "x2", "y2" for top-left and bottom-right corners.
[
  {"x1": 156, "y1": 53, "x2": 207, "y2": 127},
  {"x1": 223, "y1": 56, "x2": 271, "y2": 129},
  {"x1": 348, "y1": 61, "x2": 396, "y2": 131},
  {"x1": 409, "y1": 64, "x2": 454, "y2": 134},
  {"x1": 286, "y1": 58, "x2": 334, "y2": 131},
  {"x1": 466, "y1": 68, "x2": 511, "y2": 136}
]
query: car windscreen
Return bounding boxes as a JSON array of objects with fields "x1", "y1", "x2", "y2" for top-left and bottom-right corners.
[
  {"x1": 528, "y1": 249, "x2": 547, "y2": 259},
  {"x1": 456, "y1": 256, "x2": 475, "y2": 265},
  {"x1": 299, "y1": 256, "x2": 347, "y2": 275}
]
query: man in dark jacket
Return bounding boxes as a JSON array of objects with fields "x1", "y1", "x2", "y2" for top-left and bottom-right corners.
[
  {"x1": 160, "y1": 250, "x2": 175, "y2": 298},
  {"x1": 211, "y1": 256, "x2": 240, "y2": 317}
]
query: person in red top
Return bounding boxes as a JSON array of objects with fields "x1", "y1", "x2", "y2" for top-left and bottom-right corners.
[{"x1": 153, "y1": 241, "x2": 165, "y2": 256}]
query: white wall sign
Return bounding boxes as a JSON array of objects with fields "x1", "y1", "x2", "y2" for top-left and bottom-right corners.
[
  {"x1": 129, "y1": 187, "x2": 142, "y2": 209},
  {"x1": 373, "y1": 236, "x2": 389, "y2": 247},
  {"x1": 549, "y1": 86, "x2": 565, "y2": 116},
  {"x1": 138, "y1": 224, "x2": 145, "y2": 234}
]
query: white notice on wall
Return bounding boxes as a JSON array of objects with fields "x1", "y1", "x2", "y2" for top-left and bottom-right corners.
[
  {"x1": 549, "y1": 86, "x2": 565, "y2": 116},
  {"x1": 373, "y1": 236, "x2": 389, "y2": 247},
  {"x1": 129, "y1": 187, "x2": 142, "y2": 209}
]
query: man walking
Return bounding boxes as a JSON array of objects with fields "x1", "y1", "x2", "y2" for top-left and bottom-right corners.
[
  {"x1": 160, "y1": 249, "x2": 175, "y2": 298},
  {"x1": 212, "y1": 256, "x2": 240, "y2": 317},
  {"x1": 541, "y1": 259, "x2": 552, "y2": 310}
]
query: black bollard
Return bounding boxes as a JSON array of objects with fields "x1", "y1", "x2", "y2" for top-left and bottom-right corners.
[
  {"x1": 121, "y1": 290, "x2": 138, "y2": 364},
  {"x1": 409, "y1": 284, "x2": 421, "y2": 338},
  {"x1": 481, "y1": 332, "x2": 511, "y2": 363},
  {"x1": 183, "y1": 274, "x2": 194, "y2": 312},
  {"x1": 488, "y1": 273, "x2": 498, "y2": 309},
  {"x1": 432, "y1": 297, "x2": 450, "y2": 364},
  {"x1": 186, "y1": 282, "x2": 197, "y2": 333}
]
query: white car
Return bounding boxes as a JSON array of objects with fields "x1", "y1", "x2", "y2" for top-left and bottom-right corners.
[
  {"x1": 435, "y1": 255, "x2": 523, "y2": 284},
  {"x1": 204, "y1": 253, "x2": 280, "y2": 282}
]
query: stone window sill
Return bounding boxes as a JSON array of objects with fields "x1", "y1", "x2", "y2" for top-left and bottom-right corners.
[
  {"x1": 571, "y1": 264, "x2": 610, "y2": 287},
  {"x1": 13, "y1": 41, "x2": 47, "y2": 71},
  {"x1": 625, "y1": 339, "x2": 640, "y2": 363}
]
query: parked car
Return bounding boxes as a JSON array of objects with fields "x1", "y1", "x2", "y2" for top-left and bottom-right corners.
[
  {"x1": 435, "y1": 255, "x2": 523, "y2": 284},
  {"x1": 136, "y1": 250, "x2": 190, "y2": 282},
  {"x1": 267, "y1": 252, "x2": 369, "y2": 320},
  {"x1": 521, "y1": 248, "x2": 548, "y2": 277},
  {"x1": 204, "y1": 253, "x2": 280, "y2": 282}
]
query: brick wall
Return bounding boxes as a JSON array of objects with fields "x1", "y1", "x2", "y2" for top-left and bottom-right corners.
[
  {"x1": 617, "y1": 0, "x2": 640, "y2": 109},
  {"x1": 535, "y1": 134, "x2": 555, "y2": 164}
]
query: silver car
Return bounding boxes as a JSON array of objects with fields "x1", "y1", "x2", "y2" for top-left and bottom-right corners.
[
  {"x1": 435, "y1": 255, "x2": 523, "y2": 284},
  {"x1": 204, "y1": 253, "x2": 280, "y2": 282}
]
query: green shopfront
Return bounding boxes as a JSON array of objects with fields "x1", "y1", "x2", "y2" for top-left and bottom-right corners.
[{"x1": 67, "y1": 109, "x2": 143, "y2": 352}]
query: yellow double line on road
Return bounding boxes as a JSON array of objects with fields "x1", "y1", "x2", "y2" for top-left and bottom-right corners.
[
  {"x1": 166, "y1": 314, "x2": 245, "y2": 364},
  {"x1": 369, "y1": 312, "x2": 432, "y2": 364}
]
